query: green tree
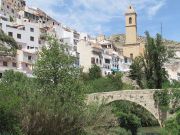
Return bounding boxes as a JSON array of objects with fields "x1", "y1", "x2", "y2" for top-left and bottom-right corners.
[
  {"x1": 129, "y1": 32, "x2": 170, "y2": 89},
  {"x1": 85, "y1": 73, "x2": 123, "y2": 93},
  {"x1": 0, "y1": 85, "x2": 21, "y2": 134},
  {"x1": 154, "y1": 89, "x2": 170, "y2": 111},
  {"x1": 34, "y1": 36, "x2": 79, "y2": 88},
  {"x1": 0, "y1": 70, "x2": 32, "y2": 134},
  {"x1": 162, "y1": 111, "x2": 180, "y2": 135},
  {"x1": 129, "y1": 56, "x2": 144, "y2": 88},
  {"x1": 118, "y1": 113, "x2": 141, "y2": 135},
  {"x1": 83, "y1": 103, "x2": 131, "y2": 135},
  {"x1": 89, "y1": 64, "x2": 102, "y2": 80},
  {"x1": 161, "y1": 89, "x2": 180, "y2": 134},
  {"x1": 108, "y1": 73, "x2": 123, "y2": 90},
  {"x1": 22, "y1": 36, "x2": 86, "y2": 134}
]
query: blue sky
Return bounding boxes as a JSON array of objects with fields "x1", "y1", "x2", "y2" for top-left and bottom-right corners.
[{"x1": 27, "y1": 0, "x2": 180, "y2": 42}]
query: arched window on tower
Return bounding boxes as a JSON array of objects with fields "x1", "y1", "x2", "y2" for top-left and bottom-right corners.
[{"x1": 129, "y1": 17, "x2": 132, "y2": 24}]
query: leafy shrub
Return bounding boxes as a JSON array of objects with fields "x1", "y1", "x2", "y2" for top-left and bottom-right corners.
[
  {"x1": 85, "y1": 73, "x2": 123, "y2": 93},
  {"x1": 162, "y1": 111, "x2": 180, "y2": 135},
  {"x1": 81, "y1": 72, "x2": 90, "y2": 82},
  {"x1": 0, "y1": 73, "x2": 23, "y2": 134},
  {"x1": 153, "y1": 89, "x2": 170, "y2": 111},
  {"x1": 108, "y1": 73, "x2": 123, "y2": 90},
  {"x1": 89, "y1": 65, "x2": 102, "y2": 80}
]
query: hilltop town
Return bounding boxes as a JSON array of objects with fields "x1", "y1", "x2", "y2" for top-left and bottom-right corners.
[
  {"x1": 0, "y1": 1, "x2": 180, "y2": 135},
  {"x1": 0, "y1": 0, "x2": 180, "y2": 81}
]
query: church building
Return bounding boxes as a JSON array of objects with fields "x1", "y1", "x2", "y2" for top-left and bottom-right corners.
[{"x1": 123, "y1": 5, "x2": 145, "y2": 59}]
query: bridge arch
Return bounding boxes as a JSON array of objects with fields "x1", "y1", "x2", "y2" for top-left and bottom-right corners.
[
  {"x1": 107, "y1": 99, "x2": 161, "y2": 126},
  {"x1": 86, "y1": 90, "x2": 162, "y2": 126}
]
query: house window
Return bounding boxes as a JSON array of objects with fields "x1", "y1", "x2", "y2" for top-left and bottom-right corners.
[
  {"x1": 105, "y1": 59, "x2": 110, "y2": 64},
  {"x1": 124, "y1": 57, "x2": 128, "y2": 63},
  {"x1": 8, "y1": 32, "x2": 13, "y2": 37},
  {"x1": 28, "y1": 56, "x2": 32, "y2": 60},
  {"x1": 66, "y1": 48, "x2": 68, "y2": 52},
  {"x1": 3, "y1": 61, "x2": 8, "y2": 66},
  {"x1": 17, "y1": 34, "x2": 21, "y2": 39},
  {"x1": 91, "y1": 57, "x2": 95, "y2": 64},
  {"x1": 100, "y1": 59, "x2": 102, "y2": 65},
  {"x1": 96, "y1": 58, "x2": 99, "y2": 64},
  {"x1": 30, "y1": 28, "x2": 34, "y2": 32},
  {"x1": 177, "y1": 73, "x2": 180, "y2": 81},
  {"x1": 104, "y1": 71, "x2": 107, "y2": 75},
  {"x1": 12, "y1": 62, "x2": 16, "y2": 67},
  {"x1": 130, "y1": 53, "x2": 133, "y2": 59},
  {"x1": 129, "y1": 17, "x2": 132, "y2": 24},
  {"x1": 30, "y1": 36, "x2": 34, "y2": 41}
]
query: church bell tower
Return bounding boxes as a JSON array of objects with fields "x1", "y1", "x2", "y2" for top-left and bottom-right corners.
[{"x1": 125, "y1": 5, "x2": 137, "y2": 44}]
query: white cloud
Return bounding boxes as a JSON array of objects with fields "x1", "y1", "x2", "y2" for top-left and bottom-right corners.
[
  {"x1": 26, "y1": 0, "x2": 166, "y2": 35},
  {"x1": 147, "y1": 1, "x2": 166, "y2": 18}
]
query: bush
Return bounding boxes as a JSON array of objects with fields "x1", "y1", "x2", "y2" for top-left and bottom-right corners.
[
  {"x1": 81, "y1": 72, "x2": 90, "y2": 82},
  {"x1": 163, "y1": 80, "x2": 180, "y2": 89},
  {"x1": 0, "y1": 75, "x2": 22, "y2": 134},
  {"x1": 118, "y1": 113, "x2": 141, "y2": 135},
  {"x1": 89, "y1": 65, "x2": 102, "y2": 80},
  {"x1": 85, "y1": 73, "x2": 123, "y2": 93},
  {"x1": 108, "y1": 127, "x2": 132, "y2": 135},
  {"x1": 153, "y1": 89, "x2": 170, "y2": 111},
  {"x1": 162, "y1": 111, "x2": 180, "y2": 135},
  {"x1": 108, "y1": 73, "x2": 123, "y2": 90},
  {"x1": 0, "y1": 102, "x2": 22, "y2": 135}
]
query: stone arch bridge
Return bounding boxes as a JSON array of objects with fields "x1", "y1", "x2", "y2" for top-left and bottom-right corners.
[{"x1": 87, "y1": 89, "x2": 168, "y2": 127}]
